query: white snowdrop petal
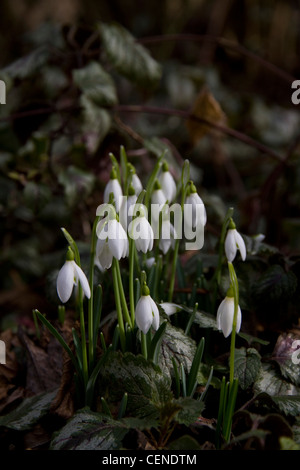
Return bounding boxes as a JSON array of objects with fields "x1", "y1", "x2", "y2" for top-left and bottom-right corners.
[
  {"x1": 234, "y1": 230, "x2": 246, "y2": 261},
  {"x1": 149, "y1": 297, "x2": 160, "y2": 331},
  {"x1": 74, "y1": 262, "x2": 91, "y2": 299},
  {"x1": 97, "y1": 242, "x2": 113, "y2": 269},
  {"x1": 131, "y1": 174, "x2": 143, "y2": 195},
  {"x1": 135, "y1": 296, "x2": 153, "y2": 334},
  {"x1": 56, "y1": 261, "x2": 75, "y2": 303},
  {"x1": 104, "y1": 179, "x2": 123, "y2": 212},
  {"x1": 225, "y1": 229, "x2": 237, "y2": 263},
  {"x1": 160, "y1": 302, "x2": 179, "y2": 316},
  {"x1": 236, "y1": 305, "x2": 242, "y2": 333},
  {"x1": 159, "y1": 171, "x2": 176, "y2": 202}
]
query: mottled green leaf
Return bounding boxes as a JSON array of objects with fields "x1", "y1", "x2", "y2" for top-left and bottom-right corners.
[
  {"x1": 234, "y1": 347, "x2": 261, "y2": 390},
  {"x1": 0, "y1": 389, "x2": 57, "y2": 431},
  {"x1": 271, "y1": 333, "x2": 300, "y2": 386},
  {"x1": 174, "y1": 397, "x2": 204, "y2": 426},
  {"x1": 80, "y1": 95, "x2": 112, "y2": 153},
  {"x1": 99, "y1": 22, "x2": 162, "y2": 87},
  {"x1": 58, "y1": 165, "x2": 95, "y2": 206},
  {"x1": 1, "y1": 47, "x2": 49, "y2": 79},
  {"x1": 251, "y1": 265, "x2": 297, "y2": 304},
  {"x1": 98, "y1": 350, "x2": 172, "y2": 420},
  {"x1": 73, "y1": 61, "x2": 118, "y2": 106},
  {"x1": 159, "y1": 322, "x2": 197, "y2": 379},
  {"x1": 50, "y1": 409, "x2": 129, "y2": 450},
  {"x1": 254, "y1": 363, "x2": 300, "y2": 396}
]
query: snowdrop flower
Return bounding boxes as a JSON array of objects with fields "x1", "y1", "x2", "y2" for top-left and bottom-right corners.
[
  {"x1": 119, "y1": 185, "x2": 137, "y2": 230},
  {"x1": 216, "y1": 288, "x2": 242, "y2": 338},
  {"x1": 185, "y1": 182, "x2": 207, "y2": 230},
  {"x1": 159, "y1": 162, "x2": 177, "y2": 202},
  {"x1": 159, "y1": 219, "x2": 176, "y2": 254},
  {"x1": 225, "y1": 220, "x2": 246, "y2": 262},
  {"x1": 131, "y1": 173, "x2": 143, "y2": 196},
  {"x1": 103, "y1": 167, "x2": 123, "y2": 212},
  {"x1": 97, "y1": 216, "x2": 129, "y2": 267},
  {"x1": 151, "y1": 180, "x2": 167, "y2": 232},
  {"x1": 135, "y1": 283, "x2": 160, "y2": 334},
  {"x1": 57, "y1": 248, "x2": 91, "y2": 303},
  {"x1": 159, "y1": 302, "x2": 182, "y2": 316},
  {"x1": 128, "y1": 208, "x2": 154, "y2": 253},
  {"x1": 95, "y1": 238, "x2": 113, "y2": 270}
]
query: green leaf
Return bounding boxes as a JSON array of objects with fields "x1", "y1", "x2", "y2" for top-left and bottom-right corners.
[
  {"x1": 1, "y1": 47, "x2": 49, "y2": 79},
  {"x1": 80, "y1": 95, "x2": 112, "y2": 153},
  {"x1": 279, "y1": 436, "x2": 300, "y2": 450},
  {"x1": 234, "y1": 347, "x2": 262, "y2": 390},
  {"x1": 0, "y1": 389, "x2": 57, "y2": 431},
  {"x1": 159, "y1": 322, "x2": 197, "y2": 380},
  {"x1": 254, "y1": 362, "x2": 300, "y2": 396},
  {"x1": 73, "y1": 61, "x2": 118, "y2": 106},
  {"x1": 24, "y1": 182, "x2": 51, "y2": 212},
  {"x1": 271, "y1": 395, "x2": 300, "y2": 417},
  {"x1": 58, "y1": 165, "x2": 95, "y2": 207},
  {"x1": 50, "y1": 409, "x2": 129, "y2": 450},
  {"x1": 271, "y1": 333, "x2": 300, "y2": 386},
  {"x1": 99, "y1": 22, "x2": 162, "y2": 87},
  {"x1": 98, "y1": 350, "x2": 172, "y2": 420},
  {"x1": 251, "y1": 264, "x2": 298, "y2": 304},
  {"x1": 173, "y1": 397, "x2": 205, "y2": 426}
]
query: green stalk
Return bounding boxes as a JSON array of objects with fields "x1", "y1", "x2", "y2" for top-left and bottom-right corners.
[
  {"x1": 141, "y1": 332, "x2": 148, "y2": 359},
  {"x1": 211, "y1": 207, "x2": 234, "y2": 311},
  {"x1": 168, "y1": 162, "x2": 190, "y2": 302},
  {"x1": 129, "y1": 237, "x2": 136, "y2": 325},
  {"x1": 228, "y1": 261, "x2": 240, "y2": 385},
  {"x1": 112, "y1": 258, "x2": 126, "y2": 351},
  {"x1": 77, "y1": 285, "x2": 89, "y2": 387},
  {"x1": 115, "y1": 259, "x2": 132, "y2": 328},
  {"x1": 88, "y1": 216, "x2": 100, "y2": 367}
]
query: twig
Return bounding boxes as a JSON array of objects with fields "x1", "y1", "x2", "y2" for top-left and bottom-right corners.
[
  {"x1": 114, "y1": 104, "x2": 284, "y2": 163},
  {"x1": 138, "y1": 33, "x2": 295, "y2": 84}
]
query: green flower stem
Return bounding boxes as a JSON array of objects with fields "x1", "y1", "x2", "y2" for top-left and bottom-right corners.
[
  {"x1": 88, "y1": 216, "x2": 100, "y2": 367},
  {"x1": 115, "y1": 259, "x2": 132, "y2": 328},
  {"x1": 77, "y1": 285, "x2": 89, "y2": 387},
  {"x1": 228, "y1": 261, "x2": 239, "y2": 385},
  {"x1": 129, "y1": 237, "x2": 136, "y2": 326},
  {"x1": 141, "y1": 332, "x2": 148, "y2": 359},
  {"x1": 211, "y1": 207, "x2": 234, "y2": 312},
  {"x1": 112, "y1": 258, "x2": 126, "y2": 351}
]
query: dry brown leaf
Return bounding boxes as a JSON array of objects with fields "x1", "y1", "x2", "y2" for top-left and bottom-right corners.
[{"x1": 186, "y1": 87, "x2": 227, "y2": 145}]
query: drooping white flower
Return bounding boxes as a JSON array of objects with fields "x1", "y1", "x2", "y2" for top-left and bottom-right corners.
[
  {"x1": 135, "y1": 284, "x2": 160, "y2": 334},
  {"x1": 119, "y1": 185, "x2": 137, "y2": 231},
  {"x1": 96, "y1": 216, "x2": 129, "y2": 268},
  {"x1": 95, "y1": 238, "x2": 113, "y2": 270},
  {"x1": 159, "y1": 302, "x2": 182, "y2": 316},
  {"x1": 128, "y1": 212, "x2": 154, "y2": 253},
  {"x1": 57, "y1": 248, "x2": 91, "y2": 303},
  {"x1": 131, "y1": 173, "x2": 143, "y2": 196},
  {"x1": 159, "y1": 219, "x2": 176, "y2": 254},
  {"x1": 151, "y1": 179, "x2": 168, "y2": 234},
  {"x1": 216, "y1": 293, "x2": 242, "y2": 338},
  {"x1": 103, "y1": 167, "x2": 123, "y2": 212},
  {"x1": 225, "y1": 224, "x2": 246, "y2": 263},
  {"x1": 159, "y1": 162, "x2": 177, "y2": 202},
  {"x1": 185, "y1": 182, "x2": 207, "y2": 230}
]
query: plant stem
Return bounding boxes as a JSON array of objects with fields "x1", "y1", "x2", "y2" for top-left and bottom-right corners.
[
  {"x1": 228, "y1": 262, "x2": 240, "y2": 385},
  {"x1": 141, "y1": 332, "x2": 148, "y2": 359},
  {"x1": 115, "y1": 259, "x2": 132, "y2": 328},
  {"x1": 88, "y1": 216, "x2": 100, "y2": 367},
  {"x1": 78, "y1": 285, "x2": 88, "y2": 387},
  {"x1": 129, "y1": 237, "x2": 136, "y2": 326},
  {"x1": 112, "y1": 258, "x2": 126, "y2": 351}
]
